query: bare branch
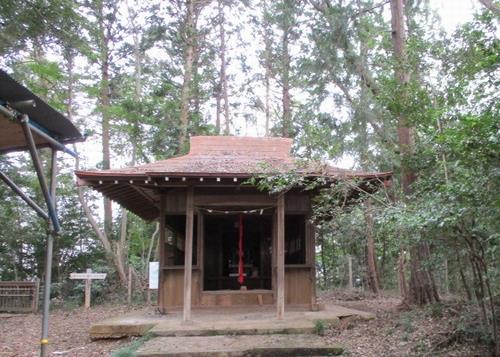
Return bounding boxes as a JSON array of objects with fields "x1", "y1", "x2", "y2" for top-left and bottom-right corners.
[{"x1": 478, "y1": 0, "x2": 500, "y2": 16}]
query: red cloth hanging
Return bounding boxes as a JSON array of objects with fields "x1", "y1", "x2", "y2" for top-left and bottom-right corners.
[{"x1": 238, "y1": 214, "x2": 245, "y2": 285}]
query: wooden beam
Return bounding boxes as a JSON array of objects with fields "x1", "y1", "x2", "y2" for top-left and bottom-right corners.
[
  {"x1": 276, "y1": 194, "x2": 285, "y2": 319},
  {"x1": 183, "y1": 187, "x2": 194, "y2": 322},
  {"x1": 158, "y1": 194, "x2": 166, "y2": 312},
  {"x1": 128, "y1": 184, "x2": 159, "y2": 207},
  {"x1": 194, "y1": 192, "x2": 275, "y2": 207}
]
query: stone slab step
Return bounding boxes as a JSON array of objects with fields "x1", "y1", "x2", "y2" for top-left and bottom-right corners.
[
  {"x1": 136, "y1": 334, "x2": 343, "y2": 356},
  {"x1": 90, "y1": 314, "x2": 163, "y2": 339},
  {"x1": 150, "y1": 316, "x2": 332, "y2": 337}
]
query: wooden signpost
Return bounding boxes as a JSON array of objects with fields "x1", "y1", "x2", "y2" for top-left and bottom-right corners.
[{"x1": 69, "y1": 268, "x2": 106, "y2": 308}]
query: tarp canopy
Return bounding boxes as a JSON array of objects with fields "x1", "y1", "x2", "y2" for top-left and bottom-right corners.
[{"x1": 0, "y1": 69, "x2": 84, "y2": 154}]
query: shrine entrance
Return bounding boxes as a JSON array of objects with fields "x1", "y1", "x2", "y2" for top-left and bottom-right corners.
[{"x1": 203, "y1": 213, "x2": 273, "y2": 291}]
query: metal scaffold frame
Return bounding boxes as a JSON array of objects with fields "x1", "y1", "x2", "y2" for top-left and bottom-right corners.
[{"x1": 0, "y1": 70, "x2": 84, "y2": 357}]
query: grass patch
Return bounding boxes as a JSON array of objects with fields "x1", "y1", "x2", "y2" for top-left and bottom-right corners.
[
  {"x1": 110, "y1": 332, "x2": 154, "y2": 357},
  {"x1": 314, "y1": 319, "x2": 326, "y2": 336},
  {"x1": 395, "y1": 312, "x2": 416, "y2": 334}
]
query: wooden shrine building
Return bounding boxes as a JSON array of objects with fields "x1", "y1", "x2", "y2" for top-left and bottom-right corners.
[{"x1": 76, "y1": 136, "x2": 391, "y2": 320}]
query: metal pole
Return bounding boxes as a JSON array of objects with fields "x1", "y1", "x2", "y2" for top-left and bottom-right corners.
[
  {"x1": 40, "y1": 149, "x2": 57, "y2": 357},
  {"x1": 0, "y1": 104, "x2": 15, "y2": 119},
  {"x1": 0, "y1": 171, "x2": 49, "y2": 220},
  {"x1": 20, "y1": 115, "x2": 60, "y2": 232},
  {"x1": 1, "y1": 104, "x2": 77, "y2": 157},
  {"x1": 28, "y1": 123, "x2": 78, "y2": 158}
]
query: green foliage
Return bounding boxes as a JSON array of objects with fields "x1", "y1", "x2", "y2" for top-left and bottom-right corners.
[
  {"x1": 314, "y1": 319, "x2": 326, "y2": 336},
  {"x1": 428, "y1": 302, "x2": 445, "y2": 319},
  {"x1": 452, "y1": 302, "x2": 497, "y2": 346},
  {"x1": 0, "y1": 5, "x2": 498, "y2": 355},
  {"x1": 110, "y1": 332, "x2": 154, "y2": 357},
  {"x1": 0, "y1": 155, "x2": 105, "y2": 284},
  {"x1": 400, "y1": 316, "x2": 416, "y2": 334}
]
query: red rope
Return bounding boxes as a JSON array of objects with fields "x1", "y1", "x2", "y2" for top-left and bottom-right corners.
[{"x1": 238, "y1": 214, "x2": 244, "y2": 285}]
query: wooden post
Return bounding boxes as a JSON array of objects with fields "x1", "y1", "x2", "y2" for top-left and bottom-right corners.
[
  {"x1": 183, "y1": 187, "x2": 194, "y2": 322},
  {"x1": 70, "y1": 270, "x2": 106, "y2": 308},
  {"x1": 348, "y1": 256, "x2": 353, "y2": 290},
  {"x1": 127, "y1": 266, "x2": 132, "y2": 305},
  {"x1": 272, "y1": 210, "x2": 277, "y2": 303},
  {"x1": 276, "y1": 194, "x2": 285, "y2": 319},
  {"x1": 32, "y1": 279, "x2": 40, "y2": 313},
  {"x1": 158, "y1": 194, "x2": 166, "y2": 312},
  {"x1": 198, "y1": 210, "x2": 204, "y2": 292},
  {"x1": 84, "y1": 268, "x2": 91, "y2": 308}
]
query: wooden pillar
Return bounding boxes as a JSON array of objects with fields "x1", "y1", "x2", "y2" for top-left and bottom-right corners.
[
  {"x1": 183, "y1": 187, "x2": 194, "y2": 322},
  {"x1": 272, "y1": 210, "x2": 277, "y2": 303},
  {"x1": 198, "y1": 210, "x2": 204, "y2": 292},
  {"x1": 32, "y1": 279, "x2": 40, "y2": 313},
  {"x1": 276, "y1": 194, "x2": 285, "y2": 319},
  {"x1": 158, "y1": 194, "x2": 166, "y2": 312},
  {"x1": 307, "y1": 213, "x2": 317, "y2": 310},
  {"x1": 84, "y1": 268, "x2": 91, "y2": 308}
]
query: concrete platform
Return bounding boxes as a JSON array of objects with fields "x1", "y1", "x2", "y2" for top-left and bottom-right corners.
[
  {"x1": 136, "y1": 335, "x2": 344, "y2": 356},
  {"x1": 90, "y1": 313, "x2": 164, "y2": 339},
  {"x1": 90, "y1": 304, "x2": 373, "y2": 339}
]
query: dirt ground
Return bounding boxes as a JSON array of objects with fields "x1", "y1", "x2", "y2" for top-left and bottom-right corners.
[
  {"x1": 319, "y1": 289, "x2": 490, "y2": 356},
  {"x1": 0, "y1": 305, "x2": 146, "y2": 357},
  {"x1": 0, "y1": 292, "x2": 491, "y2": 356}
]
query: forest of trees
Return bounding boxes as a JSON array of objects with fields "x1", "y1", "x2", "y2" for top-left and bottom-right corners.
[{"x1": 0, "y1": 0, "x2": 498, "y2": 353}]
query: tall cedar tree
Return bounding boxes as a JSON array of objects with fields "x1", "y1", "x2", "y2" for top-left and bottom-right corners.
[{"x1": 390, "y1": 0, "x2": 439, "y2": 305}]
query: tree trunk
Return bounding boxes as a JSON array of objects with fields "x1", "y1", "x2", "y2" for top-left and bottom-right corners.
[
  {"x1": 218, "y1": 0, "x2": 230, "y2": 135},
  {"x1": 281, "y1": 26, "x2": 292, "y2": 138},
  {"x1": 390, "y1": 0, "x2": 438, "y2": 306},
  {"x1": 97, "y1": 1, "x2": 113, "y2": 239},
  {"x1": 320, "y1": 237, "x2": 328, "y2": 288},
  {"x1": 263, "y1": 0, "x2": 272, "y2": 136},
  {"x1": 215, "y1": 83, "x2": 221, "y2": 134},
  {"x1": 178, "y1": 0, "x2": 197, "y2": 151},
  {"x1": 70, "y1": 1, "x2": 132, "y2": 287},
  {"x1": 398, "y1": 249, "x2": 408, "y2": 301},
  {"x1": 478, "y1": 0, "x2": 500, "y2": 16},
  {"x1": 358, "y1": 30, "x2": 379, "y2": 293},
  {"x1": 145, "y1": 222, "x2": 159, "y2": 278},
  {"x1": 74, "y1": 152, "x2": 128, "y2": 285},
  {"x1": 364, "y1": 199, "x2": 379, "y2": 294},
  {"x1": 457, "y1": 254, "x2": 473, "y2": 300}
]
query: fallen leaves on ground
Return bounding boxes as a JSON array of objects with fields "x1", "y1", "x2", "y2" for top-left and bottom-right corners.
[
  {"x1": 0, "y1": 304, "x2": 148, "y2": 357},
  {"x1": 0, "y1": 291, "x2": 492, "y2": 356},
  {"x1": 320, "y1": 289, "x2": 490, "y2": 356}
]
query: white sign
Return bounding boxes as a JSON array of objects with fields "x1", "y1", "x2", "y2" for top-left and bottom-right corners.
[
  {"x1": 70, "y1": 272, "x2": 107, "y2": 280},
  {"x1": 149, "y1": 262, "x2": 159, "y2": 290}
]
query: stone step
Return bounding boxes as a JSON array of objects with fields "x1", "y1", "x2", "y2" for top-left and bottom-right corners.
[
  {"x1": 136, "y1": 334, "x2": 343, "y2": 356},
  {"x1": 89, "y1": 304, "x2": 374, "y2": 339},
  {"x1": 150, "y1": 316, "x2": 332, "y2": 337}
]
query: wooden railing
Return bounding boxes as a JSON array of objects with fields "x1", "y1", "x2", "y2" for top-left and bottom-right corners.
[{"x1": 0, "y1": 281, "x2": 40, "y2": 313}]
